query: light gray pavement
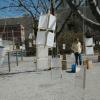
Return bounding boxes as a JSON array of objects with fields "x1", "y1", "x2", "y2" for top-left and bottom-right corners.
[{"x1": 0, "y1": 55, "x2": 100, "y2": 100}]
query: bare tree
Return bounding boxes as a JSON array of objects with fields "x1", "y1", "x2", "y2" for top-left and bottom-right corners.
[
  {"x1": 1, "y1": 0, "x2": 100, "y2": 37},
  {"x1": 0, "y1": 0, "x2": 65, "y2": 35},
  {"x1": 66, "y1": 0, "x2": 100, "y2": 30}
]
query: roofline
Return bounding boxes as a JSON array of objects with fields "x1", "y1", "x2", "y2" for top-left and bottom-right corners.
[{"x1": 0, "y1": 16, "x2": 31, "y2": 20}]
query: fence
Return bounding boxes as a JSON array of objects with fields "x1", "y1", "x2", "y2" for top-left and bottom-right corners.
[{"x1": 0, "y1": 49, "x2": 37, "y2": 74}]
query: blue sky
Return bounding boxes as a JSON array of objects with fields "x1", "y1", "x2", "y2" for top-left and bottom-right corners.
[
  {"x1": 0, "y1": 0, "x2": 55, "y2": 19},
  {"x1": 0, "y1": 0, "x2": 24, "y2": 18}
]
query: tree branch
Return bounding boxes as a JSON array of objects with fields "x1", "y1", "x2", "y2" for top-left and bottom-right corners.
[
  {"x1": 88, "y1": 0, "x2": 100, "y2": 23},
  {"x1": 55, "y1": 1, "x2": 62, "y2": 10},
  {"x1": 56, "y1": 10, "x2": 73, "y2": 38},
  {"x1": 18, "y1": 0, "x2": 35, "y2": 20},
  {"x1": 40, "y1": 0, "x2": 48, "y2": 13},
  {"x1": 29, "y1": 0, "x2": 41, "y2": 15},
  {"x1": 43, "y1": 0, "x2": 49, "y2": 13},
  {"x1": 66, "y1": 0, "x2": 100, "y2": 30}
]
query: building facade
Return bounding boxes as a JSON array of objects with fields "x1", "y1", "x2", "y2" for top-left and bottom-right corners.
[
  {"x1": 0, "y1": 16, "x2": 34, "y2": 50},
  {"x1": 0, "y1": 24, "x2": 25, "y2": 45}
]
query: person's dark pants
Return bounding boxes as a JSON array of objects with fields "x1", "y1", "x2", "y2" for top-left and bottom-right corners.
[{"x1": 74, "y1": 52, "x2": 82, "y2": 65}]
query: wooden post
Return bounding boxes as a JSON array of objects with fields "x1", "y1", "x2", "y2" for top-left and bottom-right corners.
[{"x1": 62, "y1": 54, "x2": 67, "y2": 70}]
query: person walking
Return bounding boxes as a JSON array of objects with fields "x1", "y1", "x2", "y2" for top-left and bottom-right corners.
[{"x1": 71, "y1": 38, "x2": 82, "y2": 66}]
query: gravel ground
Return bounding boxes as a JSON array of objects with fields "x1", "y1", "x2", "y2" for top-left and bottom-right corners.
[{"x1": 0, "y1": 56, "x2": 100, "y2": 100}]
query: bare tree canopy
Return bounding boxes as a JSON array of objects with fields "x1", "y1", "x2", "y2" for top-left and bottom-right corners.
[
  {"x1": 1, "y1": 0, "x2": 100, "y2": 37},
  {"x1": 0, "y1": 0, "x2": 62, "y2": 18},
  {"x1": 0, "y1": 0, "x2": 64, "y2": 36},
  {"x1": 66, "y1": 0, "x2": 100, "y2": 28}
]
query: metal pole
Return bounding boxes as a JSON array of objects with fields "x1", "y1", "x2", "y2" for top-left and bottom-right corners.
[
  {"x1": 83, "y1": 66, "x2": 86, "y2": 89},
  {"x1": 21, "y1": 49, "x2": 23, "y2": 61},
  {"x1": 8, "y1": 52, "x2": 11, "y2": 72},
  {"x1": 36, "y1": 45, "x2": 38, "y2": 71},
  {"x1": 16, "y1": 50, "x2": 18, "y2": 66},
  {"x1": 12, "y1": 30, "x2": 14, "y2": 50},
  {"x1": 82, "y1": 0, "x2": 87, "y2": 90}
]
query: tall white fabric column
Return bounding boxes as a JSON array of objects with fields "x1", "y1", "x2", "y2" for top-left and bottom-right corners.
[
  {"x1": 36, "y1": 13, "x2": 56, "y2": 70},
  {"x1": 0, "y1": 38, "x2": 3, "y2": 46},
  {"x1": 36, "y1": 30, "x2": 49, "y2": 70},
  {"x1": 85, "y1": 37, "x2": 94, "y2": 55},
  {"x1": 36, "y1": 45, "x2": 48, "y2": 70}
]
